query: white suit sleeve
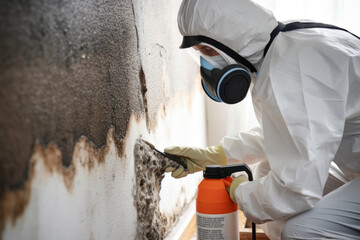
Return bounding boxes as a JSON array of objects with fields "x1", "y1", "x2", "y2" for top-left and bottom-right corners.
[
  {"x1": 221, "y1": 126, "x2": 266, "y2": 162},
  {"x1": 234, "y1": 41, "x2": 349, "y2": 223}
]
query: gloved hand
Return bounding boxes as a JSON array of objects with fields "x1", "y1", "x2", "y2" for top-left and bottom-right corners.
[
  {"x1": 228, "y1": 175, "x2": 248, "y2": 202},
  {"x1": 164, "y1": 145, "x2": 226, "y2": 178}
]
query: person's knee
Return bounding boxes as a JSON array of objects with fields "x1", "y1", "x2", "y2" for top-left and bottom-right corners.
[
  {"x1": 281, "y1": 219, "x2": 292, "y2": 240},
  {"x1": 281, "y1": 217, "x2": 303, "y2": 240}
]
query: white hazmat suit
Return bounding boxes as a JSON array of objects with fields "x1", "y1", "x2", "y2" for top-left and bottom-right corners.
[{"x1": 178, "y1": 0, "x2": 360, "y2": 239}]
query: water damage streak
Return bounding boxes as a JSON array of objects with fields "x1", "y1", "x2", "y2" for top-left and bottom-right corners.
[
  {"x1": 0, "y1": 128, "x2": 112, "y2": 235},
  {"x1": 133, "y1": 139, "x2": 181, "y2": 239}
]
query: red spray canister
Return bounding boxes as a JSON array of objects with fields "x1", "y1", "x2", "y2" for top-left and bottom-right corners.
[{"x1": 196, "y1": 164, "x2": 255, "y2": 240}]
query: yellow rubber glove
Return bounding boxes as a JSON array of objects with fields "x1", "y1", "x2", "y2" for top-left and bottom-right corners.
[
  {"x1": 164, "y1": 145, "x2": 226, "y2": 178},
  {"x1": 229, "y1": 175, "x2": 248, "y2": 202}
]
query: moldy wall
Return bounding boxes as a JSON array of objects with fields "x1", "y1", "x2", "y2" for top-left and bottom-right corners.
[
  {"x1": 0, "y1": 0, "x2": 142, "y2": 196},
  {"x1": 0, "y1": 0, "x2": 206, "y2": 239}
]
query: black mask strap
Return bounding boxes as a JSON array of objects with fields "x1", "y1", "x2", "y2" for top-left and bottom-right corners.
[
  {"x1": 263, "y1": 22, "x2": 285, "y2": 58},
  {"x1": 264, "y1": 21, "x2": 360, "y2": 57},
  {"x1": 180, "y1": 35, "x2": 258, "y2": 73}
]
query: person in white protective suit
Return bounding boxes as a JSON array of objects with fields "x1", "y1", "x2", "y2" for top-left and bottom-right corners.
[{"x1": 164, "y1": 0, "x2": 360, "y2": 239}]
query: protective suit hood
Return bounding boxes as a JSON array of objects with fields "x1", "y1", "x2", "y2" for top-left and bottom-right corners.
[{"x1": 177, "y1": 0, "x2": 278, "y2": 69}]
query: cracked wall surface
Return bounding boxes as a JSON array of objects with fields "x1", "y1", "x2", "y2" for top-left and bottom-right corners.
[{"x1": 0, "y1": 0, "x2": 206, "y2": 239}]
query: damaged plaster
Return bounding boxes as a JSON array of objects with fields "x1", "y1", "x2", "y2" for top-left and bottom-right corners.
[{"x1": 133, "y1": 139, "x2": 182, "y2": 239}]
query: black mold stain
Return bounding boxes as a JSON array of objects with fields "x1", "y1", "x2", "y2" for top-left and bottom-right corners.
[
  {"x1": 133, "y1": 139, "x2": 183, "y2": 239},
  {"x1": 0, "y1": 0, "x2": 147, "y2": 196}
]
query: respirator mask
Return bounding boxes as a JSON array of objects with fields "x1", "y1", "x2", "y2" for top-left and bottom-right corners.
[{"x1": 199, "y1": 44, "x2": 252, "y2": 104}]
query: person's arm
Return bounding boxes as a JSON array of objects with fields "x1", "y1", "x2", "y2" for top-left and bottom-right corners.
[{"x1": 221, "y1": 126, "x2": 266, "y2": 165}]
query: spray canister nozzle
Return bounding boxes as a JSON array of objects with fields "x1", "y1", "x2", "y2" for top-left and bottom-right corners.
[{"x1": 203, "y1": 164, "x2": 253, "y2": 181}]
